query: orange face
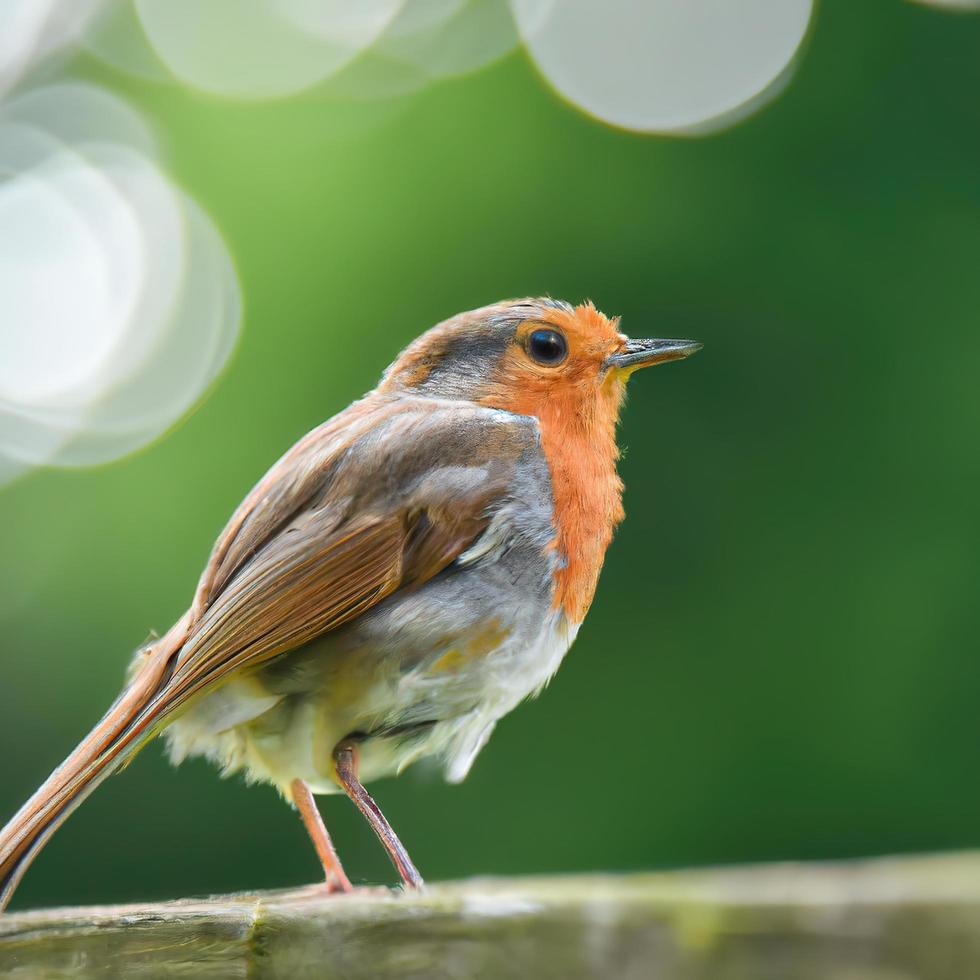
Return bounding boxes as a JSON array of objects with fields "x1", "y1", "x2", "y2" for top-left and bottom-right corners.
[{"x1": 477, "y1": 301, "x2": 629, "y2": 426}]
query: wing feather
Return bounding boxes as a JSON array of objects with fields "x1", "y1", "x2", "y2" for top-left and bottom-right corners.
[{"x1": 131, "y1": 401, "x2": 540, "y2": 733}]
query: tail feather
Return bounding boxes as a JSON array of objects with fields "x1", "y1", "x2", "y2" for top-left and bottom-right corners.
[{"x1": 0, "y1": 616, "x2": 189, "y2": 912}]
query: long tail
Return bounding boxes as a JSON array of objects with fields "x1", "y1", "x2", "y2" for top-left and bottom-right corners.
[{"x1": 0, "y1": 615, "x2": 190, "y2": 911}]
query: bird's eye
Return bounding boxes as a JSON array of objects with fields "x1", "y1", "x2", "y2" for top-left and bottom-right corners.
[{"x1": 525, "y1": 328, "x2": 568, "y2": 366}]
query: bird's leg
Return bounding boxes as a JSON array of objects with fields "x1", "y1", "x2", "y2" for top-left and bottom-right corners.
[
  {"x1": 290, "y1": 778, "x2": 353, "y2": 894},
  {"x1": 333, "y1": 740, "x2": 424, "y2": 890}
]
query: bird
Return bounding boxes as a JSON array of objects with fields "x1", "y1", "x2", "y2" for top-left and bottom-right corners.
[{"x1": 0, "y1": 298, "x2": 700, "y2": 909}]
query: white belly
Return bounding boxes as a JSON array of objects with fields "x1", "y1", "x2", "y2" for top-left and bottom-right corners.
[{"x1": 164, "y1": 609, "x2": 579, "y2": 796}]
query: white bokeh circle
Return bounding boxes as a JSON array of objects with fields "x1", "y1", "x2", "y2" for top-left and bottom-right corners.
[
  {"x1": 511, "y1": 0, "x2": 814, "y2": 134},
  {"x1": 134, "y1": 0, "x2": 406, "y2": 99},
  {"x1": 0, "y1": 0, "x2": 106, "y2": 98},
  {"x1": 0, "y1": 84, "x2": 241, "y2": 485},
  {"x1": 0, "y1": 141, "x2": 144, "y2": 408}
]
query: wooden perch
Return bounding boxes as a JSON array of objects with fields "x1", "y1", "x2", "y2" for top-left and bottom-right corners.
[{"x1": 2, "y1": 851, "x2": 980, "y2": 978}]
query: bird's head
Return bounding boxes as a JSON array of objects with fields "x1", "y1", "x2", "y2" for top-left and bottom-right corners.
[{"x1": 380, "y1": 298, "x2": 701, "y2": 426}]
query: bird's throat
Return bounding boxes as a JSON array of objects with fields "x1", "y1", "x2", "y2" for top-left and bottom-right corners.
[{"x1": 528, "y1": 378, "x2": 626, "y2": 623}]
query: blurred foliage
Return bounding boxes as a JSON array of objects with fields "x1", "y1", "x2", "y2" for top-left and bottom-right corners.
[{"x1": 2, "y1": 0, "x2": 979, "y2": 909}]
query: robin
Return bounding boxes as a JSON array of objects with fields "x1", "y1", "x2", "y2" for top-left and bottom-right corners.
[{"x1": 0, "y1": 298, "x2": 700, "y2": 908}]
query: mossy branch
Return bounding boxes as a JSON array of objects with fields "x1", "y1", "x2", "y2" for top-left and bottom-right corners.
[{"x1": 2, "y1": 852, "x2": 980, "y2": 978}]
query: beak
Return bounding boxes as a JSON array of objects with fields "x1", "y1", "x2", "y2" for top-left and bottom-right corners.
[{"x1": 604, "y1": 338, "x2": 703, "y2": 374}]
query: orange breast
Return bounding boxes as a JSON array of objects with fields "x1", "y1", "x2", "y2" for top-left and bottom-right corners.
[
  {"x1": 474, "y1": 302, "x2": 629, "y2": 623},
  {"x1": 535, "y1": 379, "x2": 625, "y2": 622},
  {"x1": 482, "y1": 373, "x2": 625, "y2": 623}
]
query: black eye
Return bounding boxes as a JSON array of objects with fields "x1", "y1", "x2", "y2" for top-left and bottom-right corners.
[{"x1": 525, "y1": 328, "x2": 568, "y2": 366}]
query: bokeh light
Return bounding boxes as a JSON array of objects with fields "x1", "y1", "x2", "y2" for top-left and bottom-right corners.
[
  {"x1": 81, "y1": 0, "x2": 170, "y2": 82},
  {"x1": 0, "y1": 0, "x2": 106, "y2": 98},
  {"x1": 83, "y1": 0, "x2": 820, "y2": 139},
  {"x1": 133, "y1": 0, "x2": 406, "y2": 99},
  {"x1": 910, "y1": 0, "x2": 980, "y2": 9},
  {"x1": 376, "y1": 0, "x2": 520, "y2": 84},
  {"x1": 512, "y1": 0, "x2": 814, "y2": 134},
  {"x1": 303, "y1": 0, "x2": 529, "y2": 102},
  {"x1": 0, "y1": 84, "x2": 241, "y2": 486},
  {"x1": 87, "y1": 0, "x2": 528, "y2": 102}
]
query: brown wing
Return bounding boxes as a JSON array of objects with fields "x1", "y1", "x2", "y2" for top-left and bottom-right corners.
[{"x1": 131, "y1": 397, "x2": 540, "y2": 733}]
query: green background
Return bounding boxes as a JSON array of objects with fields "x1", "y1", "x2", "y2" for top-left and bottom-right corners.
[{"x1": 3, "y1": 0, "x2": 980, "y2": 910}]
